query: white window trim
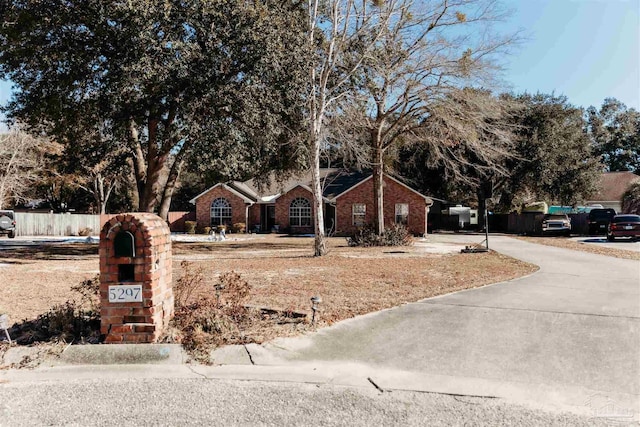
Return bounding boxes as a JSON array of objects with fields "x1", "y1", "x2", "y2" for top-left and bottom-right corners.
[
  {"x1": 289, "y1": 197, "x2": 312, "y2": 227},
  {"x1": 395, "y1": 203, "x2": 409, "y2": 225},
  {"x1": 211, "y1": 197, "x2": 232, "y2": 226},
  {"x1": 352, "y1": 203, "x2": 366, "y2": 227}
]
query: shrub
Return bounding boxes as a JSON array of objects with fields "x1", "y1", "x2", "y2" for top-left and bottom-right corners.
[
  {"x1": 184, "y1": 221, "x2": 196, "y2": 234},
  {"x1": 10, "y1": 276, "x2": 101, "y2": 345},
  {"x1": 216, "y1": 225, "x2": 227, "y2": 233},
  {"x1": 166, "y1": 266, "x2": 255, "y2": 362},
  {"x1": 382, "y1": 223, "x2": 414, "y2": 246},
  {"x1": 346, "y1": 225, "x2": 380, "y2": 247},
  {"x1": 346, "y1": 224, "x2": 413, "y2": 247},
  {"x1": 203, "y1": 226, "x2": 212, "y2": 235},
  {"x1": 173, "y1": 261, "x2": 206, "y2": 308},
  {"x1": 70, "y1": 275, "x2": 100, "y2": 312},
  {"x1": 216, "y1": 271, "x2": 251, "y2": 315},
  {"x1": 11, "y1": 302, "x2": 101, "y2": 345},
  {"x1": 231, "y1": 223, "x2": 246, "y2": 233}
]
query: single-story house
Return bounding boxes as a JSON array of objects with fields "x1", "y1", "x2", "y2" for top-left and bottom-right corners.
[
  {"x1": 189, "y1": 169, "x2": 434, "y2": 236},
  {"x1": 584, "y1": 171, "x2": 639, "y2": 213}
]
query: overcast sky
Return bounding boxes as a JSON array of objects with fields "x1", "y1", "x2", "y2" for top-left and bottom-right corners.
[{"x1": 1, "y1": 0, "x2": 638, "y2": 131}]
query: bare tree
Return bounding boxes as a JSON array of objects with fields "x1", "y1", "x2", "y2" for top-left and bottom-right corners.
[
  {"x1": 306, "y1": 0, "x2": 395, "y2": 255},
  {"x1": 49, "y1": 116, "x2": 132, "y2": 215},
  {"x1": 0, "y1": 128, "x2": 45, "y2": 209},
  {"x1": 414, "y1": 89, "x2": 520, "y2": 225},
  {"x1": 337, "y1": 0, "x2": 519, "y2": 234},
  {"x1": 76, "y1": 157, "x2": 130, "y2": 215}
]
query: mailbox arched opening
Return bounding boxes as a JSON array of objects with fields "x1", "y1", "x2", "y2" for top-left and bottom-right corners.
[
  {"x1": 114, "y1": 231, "x2": 136, "y2": 282},
  {"x1": 114, "y1": 231, "x2": 136, "y2": 258}
]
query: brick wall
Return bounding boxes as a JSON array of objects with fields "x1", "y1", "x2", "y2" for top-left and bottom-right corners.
[
  {"x1": 335, "y1": 177, "x2": 427, "y2": 235},
  {"x1": 248, "y1": 204, "x2": 261, "y2": 230},
  {"x1": 275, "y1": 186, "x2": 315, "y2": 234},
  {"x1": 195, "y1": 185, "x2": 248, "y2": 230}
]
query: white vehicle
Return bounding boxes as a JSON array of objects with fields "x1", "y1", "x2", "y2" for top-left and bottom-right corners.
[{"x1": 541, "y1": 213, "x2": 571, "y2": 236}]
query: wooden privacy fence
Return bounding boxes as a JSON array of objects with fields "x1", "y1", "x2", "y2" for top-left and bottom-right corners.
[
  {"x1": 167, "y1": 211, "x2": 195, "y2": 232},
  {"x1": 15, "y1": 212, "x2": 103, "y2": 236},
  {"x1": 489, "y1": 213, "x2": 589, "y2": 235},
  {"x1": 14, "y1": 211, "x2": 195, "y2": 236}
]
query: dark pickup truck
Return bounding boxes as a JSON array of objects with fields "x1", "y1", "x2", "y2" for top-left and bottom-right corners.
[{"x1": 588, "y1": 208, "x2": 616, "y2": 235}]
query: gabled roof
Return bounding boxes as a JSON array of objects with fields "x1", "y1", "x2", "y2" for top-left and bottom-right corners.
[
  {"x1": 229, "y1": 181, "x2": 259, "y2": 200},
  {"x1": 190, "y1": 168, "x2": 433, "y2": 205},
  {"x1": 189, "y1": 182, "x2": 256, "y2": 204},
  {"x1": 588, "y1": 171, "x2": 640, "y2": 202},
  {"x1": 322, "y1": 170, "x2": 370, "y2": 200},
  {"x1": 329, "y1": 171, "x2": 433, "y2": 205},
  {"x1": 242, "y1": 169, "x2": 338, "y2": 200}
]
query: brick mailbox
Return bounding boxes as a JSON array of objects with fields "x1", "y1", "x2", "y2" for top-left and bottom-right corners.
[{"x1": 99, "y1": 213, "x2": 174, "y2": 343}]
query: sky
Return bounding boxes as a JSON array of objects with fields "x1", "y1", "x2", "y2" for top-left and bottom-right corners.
[
  {"x1": 501, "y1": 0, "x2": 639, "y2": 110},
  {"x1": 0, "y1": 0, "x2": 638, "y2": 130}
]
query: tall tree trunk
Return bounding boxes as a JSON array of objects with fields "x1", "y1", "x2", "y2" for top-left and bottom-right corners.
[
  {"x1": 372, "y1": 131, "x2": 385, "y2": 235},
  {"x1": 311, "y1": 124, "x2": 327, "y2": 257},
  {"x1": 93, "y1": 174, "x2": 105, "y2": 215},
  {"x1": 158, "y1": 156, "x2": 184, "y2": 221},
  {"x1": 101, "y1": 181, "x2": 116, "y2": 215},
  {"x1": 140, "y1": 156, "x2": 167, "y2": 213},
  {"x1": 139, "y1": 119, "x2": 164, "y2": 213},
  {"x1": 129, "y1": 120, "x2": 145, "y2": 211},
  {"x1": 128, "y1": 166, "x2": 140, "y2": 211}
]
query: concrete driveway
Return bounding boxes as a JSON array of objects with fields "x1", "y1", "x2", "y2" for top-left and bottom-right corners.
[
  {"x1": 258, "y1": 235, "x2": 640, "y2": 418},
  {"x1": 570, "y1": 235, "x2": 640, "y2": 252}
]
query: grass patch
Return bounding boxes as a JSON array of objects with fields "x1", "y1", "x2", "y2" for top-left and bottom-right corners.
[{"x1": 1, "y1": 235, "x2": 537, "y2": 362}]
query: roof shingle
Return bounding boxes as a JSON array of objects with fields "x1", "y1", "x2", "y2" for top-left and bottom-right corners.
[{"x1": 589, "y1": 171, "x2": 640, "y2": 201}]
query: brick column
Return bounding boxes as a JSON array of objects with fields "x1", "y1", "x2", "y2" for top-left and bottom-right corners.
[{"x1": 99, "y1": 213, "x2": 174, "y2": 343}]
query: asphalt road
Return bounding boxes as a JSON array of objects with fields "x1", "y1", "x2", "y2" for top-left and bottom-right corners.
[{"x1": 0, "y1": 374, "x2": 608, "y2": 426}]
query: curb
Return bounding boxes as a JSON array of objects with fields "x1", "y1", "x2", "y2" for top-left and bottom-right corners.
[{"x1": 51, "y1": 343, "x2": 188, "y2": 366}]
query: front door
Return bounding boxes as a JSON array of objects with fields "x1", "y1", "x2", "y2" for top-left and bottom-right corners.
[
  {"x1": 260, "y1": 204, "x2": 276, "y2": 232},
  {"x1": 267, "y1": 205, "x2": 276, "y2": 232}
]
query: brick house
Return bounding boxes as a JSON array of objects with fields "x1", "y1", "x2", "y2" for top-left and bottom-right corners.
[{"x1": 190, "y1": 169, "x2": 434, "y2": 235}]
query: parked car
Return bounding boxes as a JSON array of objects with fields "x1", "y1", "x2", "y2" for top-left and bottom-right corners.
[
  {"x1": 607, "y1": 214, "x2": 640, "y2": 241},
  {"x1": 541, "y1": 214, "x2": 571, "y2": 236},
  {"x1": 588, "y1": 208, "x2": 617, "y2": 234},
  {"x1": 0, "y1": 210, "x2": 16, "y2": 238}
]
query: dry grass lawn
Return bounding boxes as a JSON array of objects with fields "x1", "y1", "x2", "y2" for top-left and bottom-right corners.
[{"x1": 0, "y1": 235, "x2": 537, "y2": 342}]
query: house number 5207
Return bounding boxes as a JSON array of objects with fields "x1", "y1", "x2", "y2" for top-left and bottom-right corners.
[{"x1": 108, "y1": 285, "x2": 143, "y2": 303}]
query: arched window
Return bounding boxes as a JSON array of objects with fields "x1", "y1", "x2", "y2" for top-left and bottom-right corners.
[
  {"x1": 211, "y1": 197, "x2": 232, "y2": 227},
  {"x1": 289, "y1": 197, "x2": 311, "y2": 227}
]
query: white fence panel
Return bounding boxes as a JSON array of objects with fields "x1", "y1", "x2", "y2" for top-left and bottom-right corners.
[{"x1": 14, "y1": 213, "x2": 102, "y2": 236}]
